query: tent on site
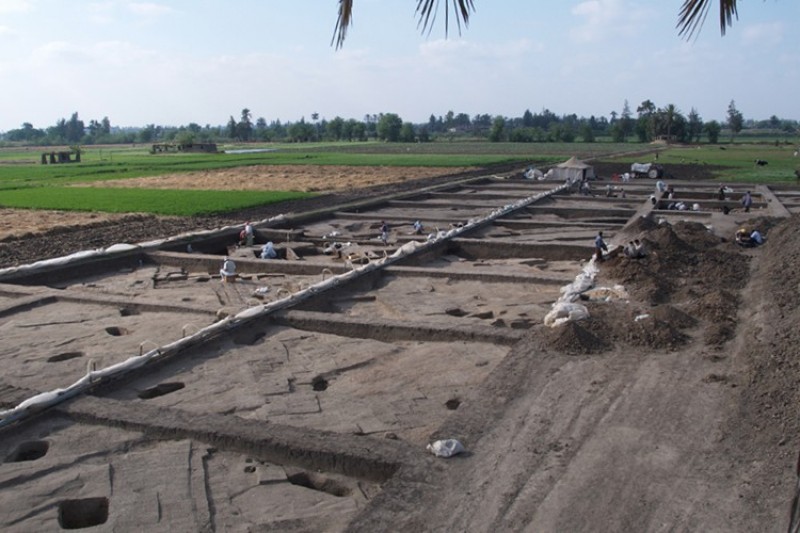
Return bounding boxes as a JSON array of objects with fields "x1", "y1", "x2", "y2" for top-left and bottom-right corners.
[{"x1": 546, "y1": 156, "x2": 596, "y2": 181}]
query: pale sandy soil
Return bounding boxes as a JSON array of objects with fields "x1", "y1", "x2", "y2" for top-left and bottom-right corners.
[
  {"x1": 0, "y1": 209, "x2": 130, "y2": 241},
  {"x1": 77, "y1": 165, "x2": 474, "y2": 193}
]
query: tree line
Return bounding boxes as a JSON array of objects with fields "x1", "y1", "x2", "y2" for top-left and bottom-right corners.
[{"x1": 2, "y1": 101, "x2": 797, "y2": 147}]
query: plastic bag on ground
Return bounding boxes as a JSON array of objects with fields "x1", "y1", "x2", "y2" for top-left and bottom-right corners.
[{"x1": 427, "y1": 439, "x2": 466, "y2": 458}]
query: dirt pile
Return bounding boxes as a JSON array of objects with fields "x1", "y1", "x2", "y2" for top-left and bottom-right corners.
[{"x1": 541, "y1": 219, "x2": 758, "y2": 354}]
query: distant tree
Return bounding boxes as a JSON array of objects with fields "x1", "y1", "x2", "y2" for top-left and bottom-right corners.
[
  {"x1": 636, "y1": 100, "x2": 656, "y2": 142},
  {"x1": 662, "y1": 104, "x2": 680, "y2": 140},
  {"x1": 5, "y1": 122, "x2": 46, "y2": 142},
  {"x1": 138, "y1": 124, "x2": 158, "y2": 143},
  {"x1": 454, "y1": 112, "x2": 471, "y2": 129},
  {"x1": 581, "y1": 124, "x2": 595, "y2": 143},
  {"x1": 417, "y1": 127, "x2": 430, "y2": 142},
  {"x1": 175, "y1": 129, "x2": 196, "y2": 145},
  {"x1": 488, "y1": 116, "x2": 506, "y2": 142},
  {"x1": 727, "y1": 100, "x2": 743, "y2": 141},
  {"x1": 610, "y1": 123, "x2": 625, "y2": 143},
  {"x1": 687, "y1": 108, "x2": 703, "y2": 143},
  {"x1": 704, "y1": 120, "x2": 721, "y2": 144},
  {"x1": 287, "y1": 118, "x2": 315, "y2": 142},
  {"x1": 444, "y1": 110, "x2": 455, "y2": 130},
  {"x1": 65, "y1": 112, "x2": 85, "y2": 143},
  {"x1": 226, "y1": 116, "x2": 238, "y2": 139},
  {"x1": 609, "y1": 110, "x2": 618, "y2": 124},
  {"x1": 428, "y1": 114, "x2": 438, "y2": 133},
  {"x1": 399, "y1": 122, "x2": 416, "y2": 142},
  {"x1": 311, "y1": 112, "x2": 321, "y2": 140},
  {"x1": 472, "y1": 113, "x2": 492, "y2": 135},
  {"x1": 522, "y1": 109, "x2": 534, "y2": 128},
  {"x1": 101, "y1": 116, "x2": 111, "y2": 135},
  {"x1": 376, "y1": 113, "x2": 403, "y2": 141},
  {"x1": 620, "y1": 100, "x2": 633, "y2": 141},
  {"x1": 326, "y1": 116, "x2": 345, "y2": 140},
  {"x1": 348, "y1": 119, "x2": 367, "y2": 141},
  {"x1": 237, "y1": 108, "x2": 253, "y2": 141}
]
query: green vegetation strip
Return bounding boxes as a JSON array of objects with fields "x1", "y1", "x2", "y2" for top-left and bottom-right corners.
[{"x1": 0, "y1": 187, "x2": 314, "y2": 216}]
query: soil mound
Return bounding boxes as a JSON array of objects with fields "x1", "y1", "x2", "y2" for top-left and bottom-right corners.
[
  {"x1": 649, "y1": 304, "x2": 698, "y2": 328},
  {"x1": 542, "y1": 321, "x2": 611, "y2": 355},
  {"x1": 585, "y1": 304, "x2": 689, "y2": 350},
  {"x1": 670, "y1": 220, "x2": 725, "y2": 250}
]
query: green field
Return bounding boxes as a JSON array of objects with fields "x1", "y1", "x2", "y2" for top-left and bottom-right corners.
[
  {"x1": 0, "y1": 142, "x2": 797, "y2": 215},
  {"x1": 0, "y1": 188, "x2": 313, "y2": 216},
  {"x1": 600, "y1": 143, "x2": 799, "y2": 183}
]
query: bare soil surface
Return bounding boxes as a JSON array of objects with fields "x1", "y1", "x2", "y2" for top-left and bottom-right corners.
[
  {"x1": 2, "y1": 161, "x2": 799, "y2": 529},
  {"x1": 80, "y1": 164, "x2": 477, "y2": 193},
  {"x1": 355, "y1": 214, "x2": 800, "y2": 531}
]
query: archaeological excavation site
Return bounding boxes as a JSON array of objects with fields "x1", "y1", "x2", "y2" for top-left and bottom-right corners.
[{"x1": 2, "y1": 168, "x2": 800, "y2": 531}]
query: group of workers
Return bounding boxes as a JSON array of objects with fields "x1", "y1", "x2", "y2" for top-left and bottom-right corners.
[{"x1": 594, "y1": 231, "x2": 648, "y2": 263}]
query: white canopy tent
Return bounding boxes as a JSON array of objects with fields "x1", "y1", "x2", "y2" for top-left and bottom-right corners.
[{"x1": 546, "y1": 156, "x2": 596, "y2": 182}]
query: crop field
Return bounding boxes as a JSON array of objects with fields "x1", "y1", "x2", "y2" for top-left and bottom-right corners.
[
  {"x1": 602, "y1": 143, "x2": 800, "y2": 183},
  {"x1": 0, "y1": 141, "x2": 797, "y2": 216},
  {"x1": 0, "y1": 187, "x2": 313, "y2": 216}
]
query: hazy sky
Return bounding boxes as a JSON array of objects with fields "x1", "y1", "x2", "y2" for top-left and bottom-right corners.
[{"x1": 0, "y1": 0, "x2": 797, "y2": 132}]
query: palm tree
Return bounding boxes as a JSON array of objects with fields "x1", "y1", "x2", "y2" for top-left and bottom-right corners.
[
  {"x1": 332, "y1": 0, "x2": 741, "y2": 48},
  {"x1": 663, "y1": 104, "x2": 679, "y2": 141}
]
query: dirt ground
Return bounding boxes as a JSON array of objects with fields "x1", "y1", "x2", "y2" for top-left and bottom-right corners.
[
  {"x1": 352, "y1": 214, "x2": 800, "y2": 531},
  {"x1": 3, "y1": 162, "x2": 800, "y2": 529}
]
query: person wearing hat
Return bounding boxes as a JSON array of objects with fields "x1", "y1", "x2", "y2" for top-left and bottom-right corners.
[{"x1": 735, "y1": 227, "x2": 752, "y2": 247}]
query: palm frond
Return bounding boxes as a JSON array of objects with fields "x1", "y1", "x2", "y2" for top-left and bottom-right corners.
[
  {"x1": 678, "y1": 0, "x2": 739, "y2": 39},
  {"x1": 332, "y1": 0, "x2": 354, "y2": 50},
  {"x1": 333, "y1": 0, "x2": 475, "y2": 48},
  {"x1": 416, "y1": 0, "x2": 475, "y2": 38}
]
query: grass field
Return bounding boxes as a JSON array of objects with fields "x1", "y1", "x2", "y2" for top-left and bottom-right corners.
[
  {"x1": 0, "y1": 188, "x2": 314, "y2": 216},
  {"x1": 0, "y1": 142, "x2": 797, "y2": 215}
]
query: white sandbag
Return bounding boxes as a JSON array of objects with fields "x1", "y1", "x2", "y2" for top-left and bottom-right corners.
[{"x1": 544, "y1": 302, "x2": 589, "y2": 327}]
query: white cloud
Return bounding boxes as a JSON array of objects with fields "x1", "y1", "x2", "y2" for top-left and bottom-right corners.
[
  {"x1": 127, "y1": 2, "x2": 174, "y2": 17},
  {"x1": 31, "y1": 39, "x2": 158, "y2": 68},
  {"x1": 0, "y1": 0, "x2": 33, "y2": 14},
  {"x1": 569, "y1": 0, "x2": 654, "y2": 43},
  {"x1": 742, "y1": 22, "x2": 784, "y2": 46}
]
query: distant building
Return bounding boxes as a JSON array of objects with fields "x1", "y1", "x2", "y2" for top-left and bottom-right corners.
[
  {"x1": 150, "y1": 142, "x2": 218, "y2": 154},
  {"x1": 41, "y1": 150, "x2": 81, "y2": 164}
]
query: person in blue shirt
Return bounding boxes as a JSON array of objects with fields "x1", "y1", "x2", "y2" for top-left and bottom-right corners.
[
  {"x1": 260, "y1": 241, "x2": 277, "y2": 259},
  {"x1": 594, "y1": 231, "x2": 608, "y2": 261},
  {"x1": 741, "y1": 191, "x2": 753, "y2": 212}
]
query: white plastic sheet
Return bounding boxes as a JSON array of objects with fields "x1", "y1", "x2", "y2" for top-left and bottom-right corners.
[{"x1": 427, "y1": 439, "x2": 466, "y2": 458}]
